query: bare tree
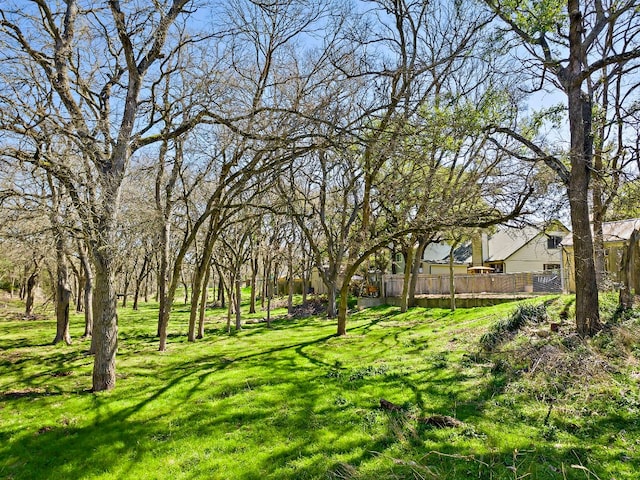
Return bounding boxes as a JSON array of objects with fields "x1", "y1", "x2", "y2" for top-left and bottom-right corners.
[
  {"x1": 0, "y1": 0, "x2": 201, "y2": 390},
  {"x1": 47, "y1": 172, "x2": 72, "y2": 345},
  {"x1": 485, "y1": 0, "x2": 640, "y2": 336}
]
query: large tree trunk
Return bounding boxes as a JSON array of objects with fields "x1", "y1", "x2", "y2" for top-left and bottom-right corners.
[
  {"x1": 91, "y1": 255, "x2": 118, "y2": 391},
  {"x1": 567, "y1": 114, "x2": 601, "y2": 336},
  {"x1": 566, "y1": 1, "x2": 600, "y2": 337}
]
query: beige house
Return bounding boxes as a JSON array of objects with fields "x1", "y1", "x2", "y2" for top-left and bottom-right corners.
[
  {"x1": 393, "y1": 222, "x2": 569, "y2": 276},
  {"x1": 562, "y1": 218, "x2": 640, "y2": 292},
  {"x1": 470, "y1": 222, "x2": 568, "y2": 274}
]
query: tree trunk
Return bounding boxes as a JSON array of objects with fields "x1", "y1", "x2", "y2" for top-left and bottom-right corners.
[
  {"x1": 20, "y1": 265, "x2": 28, "y2": 300},
  {"x1": 566, "y1": 1, "x2": 600, "y2": 337},
  {"x1": 266, "y1": 291, "x2": 272, "y2": 328},
  {"x1": 226, "y1": 278, "x2": 233, "y2": 333},
  {"x1": 400, "y1": 247, "x2": 414, "y2": 313},
  {"x1": 25, "y1": 268, "x2": 38, "y2": 317},
  {"x1": 326, "y1": 280, "x2": 337, "y2": 319},
  {"x1": 53, "y1": 235, "x2": 72, "y2": 345},
  {"x1": 188, "y1": 264, "x2": 206, "y2": 341},
  {"x1": 157, "y1": 222, "x2": 171, "y2": 338},
  {"x1": 408, "y1": 237, "x2": 428, "y2": 307},
  {"x1": 261, "y1": 258, "x2": 268, "y2": 309},
  {"x1": 287, "y1": 243, "x2": 294, "y2": 315},
  {"x1": 249, "y1": 256, "x2": 258, "y2": 314},
  {"x1": 91, "y1": 255, "x2": 118, "y2": 391},
  {"x1": 132, "y1": 255, "x2": 149, "y2": 311},
  {"x1": 144, "y1": 260, "x2": 151, "y2": 304},
  {"x1": 265, "y1": 260, "x2": 272, "y2": 327},
  {"x1": 78, "y1": 242, "x2": 94, "y2": 338},
  {"x1": 567, "y1": 121, "x2": 601, "y2": 336},
  {"x1": 302, "y1": 270, "x2": 309, "y2": 306},
  {"x1": 188, "y1": 218, "x2": 218, "y2": 341},
  {"x1": 449, "y1": 244, "x2": 457, "y2": 311},
  {"x1": 121, "y1": 270, "x2": 130, "y2": 308},
  {"x1": 182, "y1": 272, "x2": 189, "y2": 305},
  {"x1": 68, "y1": 258, "x2": 83, "y2": 313},
  {"x1": 337, "y1": 281, "x2": 349, "y2": 336},
  {"x1": 218, "y1": 275, "x2": 225, "y2": 308},
  {"x1": 197, "y1": 264, "x2": 211, "y2": 339},
  {"x1": 235, "y1": 278, "x2": 242, "y2": 331}
]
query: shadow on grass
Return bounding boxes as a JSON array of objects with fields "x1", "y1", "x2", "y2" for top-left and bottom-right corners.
[{"x1": 3, "y1": 300, "x2": 638, "y2": 479}]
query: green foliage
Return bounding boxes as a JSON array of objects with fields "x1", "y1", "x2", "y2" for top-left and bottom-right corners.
[
  {"x1": 1, "y1": 295, "x2": 639, "y2": 479},
  {"x1": 605, "y1": 179, "x2": 640, "y2": 221},
  {"x1": 495, "y1": 0, "x2": 566, "y2": 38}
]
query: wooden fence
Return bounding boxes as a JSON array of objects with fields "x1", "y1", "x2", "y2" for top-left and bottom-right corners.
[{"x1": 382, "y1": 271, "x2": 564, "y2": 297}]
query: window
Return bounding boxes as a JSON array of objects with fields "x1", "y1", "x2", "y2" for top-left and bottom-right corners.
[
  {"x1": 489, "y1": 262, "x2": 504, "y2": 273},
  {"x1": 547, "y1": 236, "x2": 562, "y2": 249}
]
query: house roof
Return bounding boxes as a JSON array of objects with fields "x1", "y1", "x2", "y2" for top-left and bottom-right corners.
[
  {"x1": 422, "y1": 221, "x2": 569, "y2": 264},
  {"x1": 482, "y1": 226, "x2": 543, "y2": 262},
  {"x1": 422, "y1": 241, "x2": 472, "y2": 264},
  {"x1": 459, "y1": 223, "x2": 568, "y2": 263},
  {"x1": 562, "y1": 218, "x2": 640, "y2": 246}
]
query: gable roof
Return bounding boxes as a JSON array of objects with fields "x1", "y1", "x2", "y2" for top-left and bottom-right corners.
[
  {"x1": 461, "y1": 223, "x2": 568, "y2": 263},
  {"x1": 422, "y1": 222, "x2": 569, "y2": 265},
  {"x1": 562, "y1": 218, "x2": 640, "y2": 246},
  {"x1": 483, "y1": 226, "x2": 543, "y2": 262},
  {"x1": 422, "y1": 242, "x2": 471, "y2": 264}
]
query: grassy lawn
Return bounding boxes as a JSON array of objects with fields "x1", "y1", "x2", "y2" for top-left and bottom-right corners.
[{"x1": 1, "y1": 293, "x2": 639, "y2": 479}]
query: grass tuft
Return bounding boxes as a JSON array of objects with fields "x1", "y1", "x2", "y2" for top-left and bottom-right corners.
[{"x1": 480, "y1": 302, "x2": 547, "y2": 351}]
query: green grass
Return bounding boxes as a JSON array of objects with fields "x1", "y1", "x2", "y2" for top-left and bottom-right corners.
[{"x1": 1, "y1": 293, "x2": 639, "y2": 479}]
